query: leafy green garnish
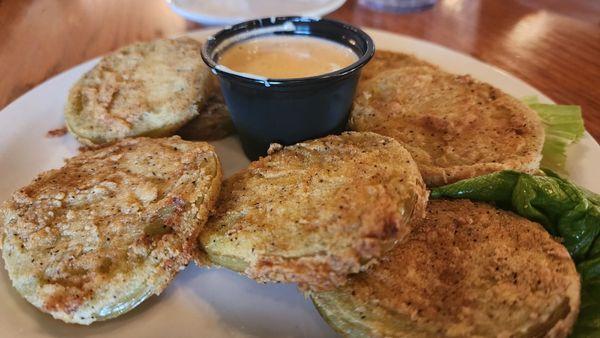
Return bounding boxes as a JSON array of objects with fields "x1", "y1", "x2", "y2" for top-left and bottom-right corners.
[
  {"x1": 431, "y1": 170, "x2": 600, "y2": 337},
  {"x1": 524, "y1": 97, "x2": 585, "y2": 173}
]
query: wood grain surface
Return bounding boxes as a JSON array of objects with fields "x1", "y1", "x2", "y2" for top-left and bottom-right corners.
[{"x1": 1, "y1": 0, "x2": 598, "y2": 140}]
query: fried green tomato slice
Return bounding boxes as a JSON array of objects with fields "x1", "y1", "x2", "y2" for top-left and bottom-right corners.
[
  {"x1": 65, "y1": 37, "x2": 212, "y2": 146},
  {"x1": 358, "y1": 50, "x2": 436, "y2": 85},
  {"x1": 312, "y1": 200, "x2": 580, "y2": 338},
  {"x1": 0, "y1": 136, "x2": 222, "y2": 324},
  {"x1": 177, "y1": 76, "x2": 235, "y2": 141},
  {"x1": 351, "y1": 65, "x2": 545, "y2": 187},
  {"x1": 198, "y1": 132, "x2": 428, "y2": 291}
]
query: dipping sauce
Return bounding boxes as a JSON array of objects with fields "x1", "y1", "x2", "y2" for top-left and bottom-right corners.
[{"x1": 218, "y1": 35, "x2": 359, "y2": 79}]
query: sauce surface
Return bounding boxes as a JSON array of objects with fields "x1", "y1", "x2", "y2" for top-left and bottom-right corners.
[{"x1": 218, "y1": 35, "x2": 358, "y2": 79}]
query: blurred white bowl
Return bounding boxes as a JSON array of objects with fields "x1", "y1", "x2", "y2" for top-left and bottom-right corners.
[{"x1": 166, "y1": 0, "x2": 347, "y2": 25}]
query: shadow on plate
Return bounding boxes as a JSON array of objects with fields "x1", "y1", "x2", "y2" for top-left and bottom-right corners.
[{"x1": 176, "y1": 265, "x2": 340, "y2": 338}]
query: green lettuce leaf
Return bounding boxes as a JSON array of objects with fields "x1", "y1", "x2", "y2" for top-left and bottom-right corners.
[
  {"x1": 524, "y1": 97, "x2": 585, "y2": 173},
  {"x1": 431, "y1": 170, "x2": 600, "y2": 337}
]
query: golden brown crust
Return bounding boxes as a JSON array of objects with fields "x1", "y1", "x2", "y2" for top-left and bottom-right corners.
[
  {"x1": 199, "y1": 132, "x2": 427, "y2": 291},
  {"x1": 359, "y1": 50, "x2": 435, "y2": 84},
  {"x1": 65, "y1": 37, "x2": 212, "y2": 146},
  {"x1": 1, "y1": 136, "x2": 222, "y2": 324},
  {"x1": 351, "y1": 65, "x2": 545, "y2": 186},
  {"x1": 46, "y1": 126, "x2": 68, "y2": 138},
  {"x1": 313, "y1": 200, "x2": 580, "y2": 337}
]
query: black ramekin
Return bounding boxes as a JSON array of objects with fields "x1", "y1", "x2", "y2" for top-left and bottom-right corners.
[{"x1": 202, "y1": 16, "x2": 375, "y2": 160}]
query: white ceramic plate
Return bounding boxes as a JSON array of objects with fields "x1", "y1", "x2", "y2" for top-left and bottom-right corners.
[
  {"x1": 166, "y1": 0, "x2": 347, "y2": 25},
  {"x1": 0, "y1": 28, "x2": 598, "y2": 338}
]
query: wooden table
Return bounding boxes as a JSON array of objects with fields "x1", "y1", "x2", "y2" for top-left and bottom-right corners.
[{"x1": 1, "y1": 0, "x2": 599, "y2": 140}]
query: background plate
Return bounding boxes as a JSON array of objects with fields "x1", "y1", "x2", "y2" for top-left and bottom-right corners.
[
  {"x1": 166, "y1": 0, "x2": 347, "y2": 25},
  {"x1": 0, "y1": 28, "x2": 598, "y2": 338}
]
